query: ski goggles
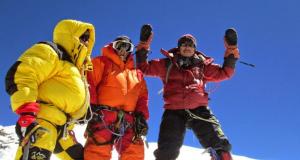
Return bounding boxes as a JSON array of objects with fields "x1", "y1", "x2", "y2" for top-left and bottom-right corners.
[{"x1": 112, "y1": 40, "x2": 134, "y2": 53}]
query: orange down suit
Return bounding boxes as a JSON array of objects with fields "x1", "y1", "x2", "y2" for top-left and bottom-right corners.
[{"x1": 84, "y1": 44, "x2": 149, "y2": 160}]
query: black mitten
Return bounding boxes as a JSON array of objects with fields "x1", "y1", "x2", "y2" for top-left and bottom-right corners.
[
  {"x1": 134, "y1": 112, "x2": 148, "y2": 136},
  {"x1": 224, "y1": 28, "x2": 238, "y2": 45},
  {"x1": 140, "y1": 24, "x2": 153, "y2": 42}
]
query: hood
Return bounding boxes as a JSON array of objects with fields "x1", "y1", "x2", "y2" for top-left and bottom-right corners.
[
  {"x1": 53, "y1": 19, "x2": 95, "y2": 70},
  {"x1": 101, "y1": 44, "x2": 134, "y2": 70}
]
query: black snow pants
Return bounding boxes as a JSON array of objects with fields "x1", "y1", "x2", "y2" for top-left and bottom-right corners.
[{"x1": 154, "y1": 106, "x2": 231, "y2": 160}]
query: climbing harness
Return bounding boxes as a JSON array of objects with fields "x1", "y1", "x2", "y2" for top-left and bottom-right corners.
[
  {"x1": 185, "y1": 109, "x2": 219, "y2": 125},
  {"x1": 86, "y1": 105, "x2": 133, "y2": 146}
]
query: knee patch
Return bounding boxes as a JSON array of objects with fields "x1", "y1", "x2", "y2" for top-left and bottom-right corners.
[
  {"x1": 55, "y1": 143, "x2": 83, "y2": 160},
  {"x1": 54, "y1": 130, "x2": 83, "y2": 160}
]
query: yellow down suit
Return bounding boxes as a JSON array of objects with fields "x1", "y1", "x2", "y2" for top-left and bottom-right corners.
[{"x1": 5, "y1": 19, "x2": 95, "y2": 160}]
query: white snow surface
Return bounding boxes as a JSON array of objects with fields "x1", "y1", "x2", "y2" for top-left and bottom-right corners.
[{"x1": 0, "y1": 125, "x2": 256, "y2": 160}]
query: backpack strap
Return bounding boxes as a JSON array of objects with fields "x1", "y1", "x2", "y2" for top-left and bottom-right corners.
[
  {"x1": 164, "y1": 58, "x2": 173, "y2": 84},
  {"x1": 38, "y1": 41, "x2": 73, "y2": 63}
]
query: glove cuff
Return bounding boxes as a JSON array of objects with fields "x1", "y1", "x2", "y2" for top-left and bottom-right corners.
[
  {"x1": 16, "y1": 102, "x2": 39, "y2": 127},
  {"x1": 225, "y1": 45, "x2": 237, "y2": 50},
  {"x1": 137, "y1": 30, "x2": 153, "y2": 51},
  {"x1": 15, "y1": 102, "x2": 40, "y2": 115},
  {"x1": 17, "y1": 115, "x2": 36, "y2": 127},
  {"x1": 136, "y1": 41, "x2": 151, "y2": 51},
  {"x1": 223, "y1": 55, "x2": 238, "y2": 68},
  {"x1": 224, "y1": 47, "x2": 240, "y2": 59},
  {"x1": 136, "y1": 49, "x2": 149, "y2": 64}
]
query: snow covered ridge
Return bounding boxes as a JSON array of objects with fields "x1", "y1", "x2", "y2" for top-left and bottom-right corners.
[{"x1": 0, "y1": 125, "x2": 256, "y2": 160}]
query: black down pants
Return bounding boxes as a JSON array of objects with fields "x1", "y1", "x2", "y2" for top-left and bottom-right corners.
[{"x1": 154, "y1": 106, "x2": 231, "y2": 160}]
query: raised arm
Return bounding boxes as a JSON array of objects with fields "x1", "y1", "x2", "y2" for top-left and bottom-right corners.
[
  {"x1": 204, "y1": 28, "x2": 240, "y2": 82},
  {"x1": 135, "y1": 24, "x2": 167, "y2": 77}
]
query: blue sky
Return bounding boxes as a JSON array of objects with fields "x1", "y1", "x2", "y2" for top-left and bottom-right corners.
[{"x1": 1, "y1": 0, "x2": 300, "y2": 159}]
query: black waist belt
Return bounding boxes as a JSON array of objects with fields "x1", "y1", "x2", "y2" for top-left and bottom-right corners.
[{"x1": 91, "y1": 104, "x2": 134, "y2": 115}]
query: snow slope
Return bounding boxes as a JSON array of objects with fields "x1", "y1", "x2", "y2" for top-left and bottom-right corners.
[{"x1": 0, "y1": 125, "x2": 255, "y2": 160}]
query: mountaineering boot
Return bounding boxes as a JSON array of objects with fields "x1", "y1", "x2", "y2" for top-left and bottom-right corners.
[
  {"x1": 208, "y1": 148, "x2": 233, "y2": 160},
  {"x1": 219, "y1": 151, "x2": 233, "y2": 160}
]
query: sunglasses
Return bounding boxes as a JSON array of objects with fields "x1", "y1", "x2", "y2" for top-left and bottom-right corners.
[
  {"x1": 112, "y1": 40, "x2": 134, "y2": 53},
  {"x1": 180, "y1": 41, "x2": 195, "y2": 48},
  {"x1": 79, "y1": 30, "x2": 90, "y2": 43}
]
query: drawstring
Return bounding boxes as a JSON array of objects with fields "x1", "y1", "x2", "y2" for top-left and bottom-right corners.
[{"x1": 158, "y1": 61, "x2": 173, "y2": 95}]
